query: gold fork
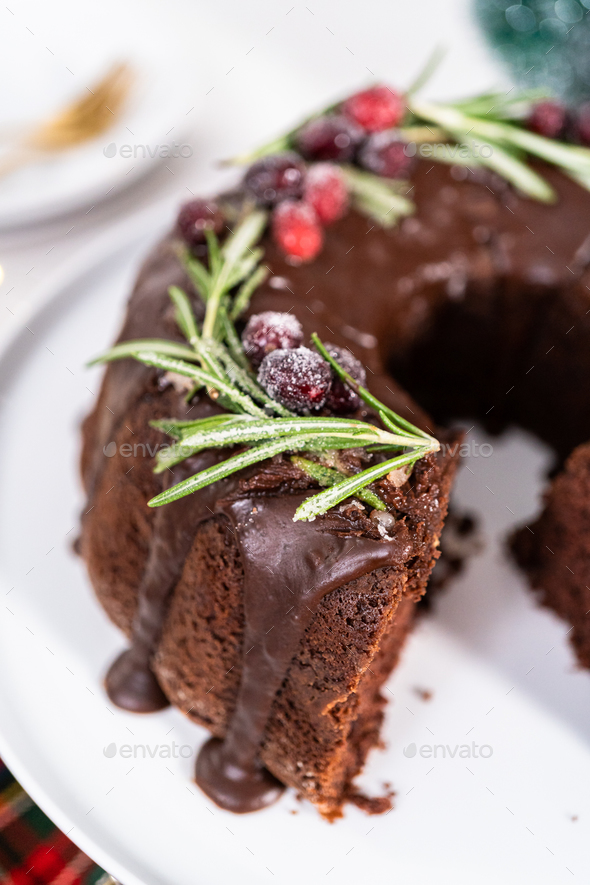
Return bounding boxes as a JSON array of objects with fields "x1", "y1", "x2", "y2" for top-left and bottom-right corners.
[{"x1": 0, "y1": 62, "x2": 133, "y2": 178}]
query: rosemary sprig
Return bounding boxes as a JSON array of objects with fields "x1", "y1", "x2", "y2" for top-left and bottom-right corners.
[
  {"x1": 340, "y1": 166, "x2": 414, "y2": 227},
  {"x1": 291, "y1": 455, "x2": 386, "y2": 511},
  {"x1": 91, "y1": 209, "x2": 438, "y2": 521},
  {"x1": 406, "y1": 96, "x2": 590, "y2": 202},
  {"x1": 201, "y1": 210, "x2": 267, "y2": 338},
  {"x1": 141, "y1": 338, "x2": 437, "y2": 519},
  {"x1": 312, "y1": 334, "x2": 433, "y2": 442},
  {"x1": 152, "y1": 413, "x2": 422, "y2": 473},
  {"x1": 88, "y1": 338, "x2": 200, "y2": 365},
  {"x1": 293, "y1": 447, "x2": 429, "y2": 522}
]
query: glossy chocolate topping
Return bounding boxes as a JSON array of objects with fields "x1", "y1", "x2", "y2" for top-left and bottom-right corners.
[{"x1": 194, "y1": 494, "x2": 413, "y2": 812}]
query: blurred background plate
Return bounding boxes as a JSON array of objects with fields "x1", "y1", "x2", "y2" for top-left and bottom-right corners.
[{"x1": 0, "y1": 0, "x2": 213, "y2": 228}]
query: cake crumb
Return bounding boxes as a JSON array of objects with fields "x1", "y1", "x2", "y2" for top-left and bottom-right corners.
[
  {"x1": 346, "y1": 788, "x2": 395, "y2": 816},
  {"x1": 413, "y1": 687, "x2": 433, "y2": 701}
]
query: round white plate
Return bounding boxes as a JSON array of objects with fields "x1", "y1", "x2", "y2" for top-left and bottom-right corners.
[{"x1": 0, "y1": 209, "x2": 590, "y2": 885}]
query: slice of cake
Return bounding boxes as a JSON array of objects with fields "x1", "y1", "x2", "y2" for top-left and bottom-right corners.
[{"x1": 79, "y1": 77, "x2": 590, "y2": 818}]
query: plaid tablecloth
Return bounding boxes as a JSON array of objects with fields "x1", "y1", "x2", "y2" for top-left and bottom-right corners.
[{"x1": 0, "y1": 759, "x2": 114, "y2": 885}]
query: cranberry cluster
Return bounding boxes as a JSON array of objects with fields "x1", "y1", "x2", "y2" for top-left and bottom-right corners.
[
  {"x1": 527, "y1": 100, "x2": 590, "y2": 145},
  {"x1": 175, "y1": 86, "x2": 414, "y2": 263},
  {"x1": 243, "y1": 311, "x2": 366, "y2": 414},
  {"x1": 243, "y1": 155, "x2": 349, "y2": 263},
  {"x1": 242, "y1": 85, "x2": 409, "y2": 263}
]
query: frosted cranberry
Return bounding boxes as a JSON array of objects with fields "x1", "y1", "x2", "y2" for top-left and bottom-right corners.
[
  {"x1": 343, "y1": 85, "x2": 404, "y2": 133},
  {"x1": 575, "y1": 102, "x2": 590, "y2": 145},
  {"x1": 295, "y1": 114, "x2": 363, "y2": 162},
  {"x1": 272, "y1": 200, "x2": 323, "y2": 262},
  {"x1": 243, "y1": 152, "x2": 305, "y2": 206},
  {"x1": 323, "y1": 344, "x2": 366, "y2": 414},
  {"x1": 358, "y1": 131, "x2": 414, "y2": 178},
  {"x1": 528, "y1": 101, "x2": 566, "y2": 139},
  {"x1": 304, "y1": 163, "x2": 348, "y2": 225},
  {"x1": 257, "y1": 346, "x2": 332, "y2": 412},
  {"x1": 241, "y1": 311, "x2": 304, "y2": 368},
  {"x1": 177, "y1": 200, "x2": 224, "y2": 247}
]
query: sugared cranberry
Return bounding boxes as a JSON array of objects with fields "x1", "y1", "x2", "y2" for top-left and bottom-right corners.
[
  {"x1": 257, "y1": 346, "x2": 332, "y2": 412},
  {"x1": 242, "y1": 311, "x2": 304, "y2": 367},
  {"x1": 295, "y1": 114, "x2": 363, "y2": 162},
  {"x1": 177, "y1": 200, "x2": 224, "y2": 248},
  {"x1": 243, "y1": 152, "x2": 305, "y2": 206},
  {"x1": 272, "y1": 200, "x2": 323, "y2": 262},
  {"x1": 304, "y1": 163, "x2": 349, "y2": 225},
  {"x1": 575, "y1": 102, "x2": 590, "y2": 145},
  {"x1": 358, "y1": 131, "x2": 414, "y2": 178},
  {"x1": 343, "y1": 85, "x2": 404, "y2": 133},
  {"x1": 323, "y1": 343, "x2": 366, "y2": 414},
  {"x1": 527, "y1": 101, "x2": 567, "y2": 139}
]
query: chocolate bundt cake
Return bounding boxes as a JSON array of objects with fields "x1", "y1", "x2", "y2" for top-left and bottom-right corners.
[{"x1": 80, "y1": 81, "x2": 590, "y2": 818}]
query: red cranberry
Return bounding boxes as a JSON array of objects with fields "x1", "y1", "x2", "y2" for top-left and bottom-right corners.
[
  {"x1": 304, "y1": 163, "x2": 349, "y2": 225},
  {"x1": 358, "y1": 131, "x2": 414, "y2": 178},
  {"x1": 177, "y1": 200, "x2": 224, "y2": 248},
  {"x1": 257, "y1": 346, "x2": 332, "y2": 413},
  {"x1": 343, "y1": 85, "x2": 404, "y2": 133},
  {"x1": 243, "y1": 152, "x2": 305, "y2": 206},
  {"x1": 323, "y1": 343, "x2": 366, "y2": 414},
  {"x1": 272, "y1": 200, "x2": 323, "y2": 263},
  {"x1": 575, "y1": 102, "x2": 590, "y2": 145},
  {"x1": 295, "y1": 114, "x2": 363, "y2": 162},
  {"x1": 242, "y1": 311, "x2": 304, "y2": 367},
  {"x1": 527, "y1": 101, "x2": 567, "y2": 139}
]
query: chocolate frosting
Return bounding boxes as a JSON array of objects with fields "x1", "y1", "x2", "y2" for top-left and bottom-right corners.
[{"x1": 194, "y1": 494, "x2": 412, "y2": 811}]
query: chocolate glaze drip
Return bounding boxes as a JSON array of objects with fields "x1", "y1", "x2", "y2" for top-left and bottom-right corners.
[{"x1": 195, "y1": 495, "x2": 413, "y2": 812}]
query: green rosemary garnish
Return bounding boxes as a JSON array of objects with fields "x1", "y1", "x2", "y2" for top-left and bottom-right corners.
[
  {"x1": 340, "y1": 166, "x2": 414, "y2": 227},
  {"x1": 291, "y1": 455, "x2": 386, "y2": 511},
  {"x1": 404, "y1": 96, "x2": 590, "y2": 202},
  {"x1": 91, "y1": 211, "x2": 438, "y2": 521}
]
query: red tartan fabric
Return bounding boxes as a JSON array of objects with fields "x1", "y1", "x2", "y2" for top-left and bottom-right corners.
[{"x1": 0, "y1": 759, "x2": 109, "y2": 885}]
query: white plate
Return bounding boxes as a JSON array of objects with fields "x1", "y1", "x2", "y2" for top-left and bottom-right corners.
[{"x1": 1, "y1": 210, "x2": 590, "y2": 885}]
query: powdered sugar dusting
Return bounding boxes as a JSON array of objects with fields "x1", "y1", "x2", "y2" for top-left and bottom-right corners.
[
  {"x1": 257, "y1": 346, "x2": 332, "y2": 413},
  {"x1": 242, "y1": 311, "x2": 304, "y2": 367}
]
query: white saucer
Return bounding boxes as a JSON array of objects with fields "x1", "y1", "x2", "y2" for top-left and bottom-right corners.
[{"x1": 0, "y1": 0, "x2": 212, "y2": 228}]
